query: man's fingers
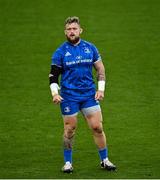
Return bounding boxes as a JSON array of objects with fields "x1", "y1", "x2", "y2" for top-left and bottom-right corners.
[
  {"x1": 95, "y1": 91, "x2": 104, "y2": 101},
  {"x1": 53, "y1": 95, "x2": 63, "y2": 104},
  {"x1": 53, "y1": 99, "x2": 61, "y2": 104},
  {"x1": 95, "y1": 92, "x2": 98, "y2": 100}
]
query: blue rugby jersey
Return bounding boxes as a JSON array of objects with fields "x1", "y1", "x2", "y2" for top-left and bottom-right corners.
[{"x1": 51, "y1": 39, "x2": 102, "y2": 97}]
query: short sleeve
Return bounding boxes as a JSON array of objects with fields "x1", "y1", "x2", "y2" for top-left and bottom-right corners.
[
  {"x1": 51, "y1": 48, "x2": 63, "y2": 67},
  {"x1": 91, "y1": 44, "x2": 102, "y2": 63}
]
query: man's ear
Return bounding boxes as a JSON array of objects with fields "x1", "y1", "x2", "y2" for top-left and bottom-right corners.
[
  {"x1": 64, "y1": 30, "x2": 67, "y2": 35},
  {"x1": 80, "y1": 28, "x2": 83, "y2": 34}
]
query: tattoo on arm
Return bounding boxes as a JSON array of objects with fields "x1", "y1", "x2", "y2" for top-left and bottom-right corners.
[
  {"x1": 94, "y1": 61, "x2": 106, "y2": 81},
  {"x1": 97, "y1": 72, "x2": 105, "y2": 81}
]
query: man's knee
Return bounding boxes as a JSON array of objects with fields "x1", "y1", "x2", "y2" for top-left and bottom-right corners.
[
  {"x1": 64, "y1": 125, "x2": 76, "y2": 138},
  {"x1": 63, "y1": 125, "x2": 76, "y2": 149},
  {"x1": 92, "y1": 125, "x2": 103, "y2": 134}
]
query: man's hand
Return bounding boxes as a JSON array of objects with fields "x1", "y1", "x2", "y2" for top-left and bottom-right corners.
[
  {"x1": 95, "y1": 90, "x2": 104, "y2": 101},
  {"x1": 52, "y1": 94, "x2": 63, "y2": 104}
]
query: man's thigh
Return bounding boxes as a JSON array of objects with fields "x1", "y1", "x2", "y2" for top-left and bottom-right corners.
[
  {"x1": 80, "y1": 97, "x2": 101, "y2": 117},
  {"x1": 84, "y1": 111, "x2": 103, "y2": 130},
  {"x1": 80, "y1": 97, "x2": 102, "y2": 128}
]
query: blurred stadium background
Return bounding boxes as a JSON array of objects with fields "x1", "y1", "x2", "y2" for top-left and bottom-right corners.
[{"x1": 0, "y1": 0, "x2": 160, "y2": 178}]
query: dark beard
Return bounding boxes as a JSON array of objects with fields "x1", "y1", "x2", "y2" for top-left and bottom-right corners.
[{"x1": 67, "y1": 36, "x2": 80, "y2": 45}]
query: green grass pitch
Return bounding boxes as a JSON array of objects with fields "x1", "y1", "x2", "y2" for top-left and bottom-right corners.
[{"x1": 0, "y1": 0, "x2": 160, "y2": 178}]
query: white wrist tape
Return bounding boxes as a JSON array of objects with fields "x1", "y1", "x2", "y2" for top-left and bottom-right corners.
[
  {"x1": 50, "y1": 83, "x2": 60, "y2": 94},
  {"x1": 98, "y1": 81, "x2": 105, "y2": 91}
]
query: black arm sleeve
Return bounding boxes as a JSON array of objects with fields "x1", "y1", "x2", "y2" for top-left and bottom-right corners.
[{"x1": 49, "y1": 65, "x2": 62, "y2": 85}]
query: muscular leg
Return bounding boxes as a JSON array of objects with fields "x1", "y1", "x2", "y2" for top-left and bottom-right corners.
[
  {"x1": 84, "y1": 110, "x2": 116, "y2": 170},
  {"x1": 85, "y1": 111, "x2": 106, "y2": 149},
  {"x1": 63, "y1": 115, "x2": 77, "y2": 163},
  {"x1": 63, "y1": 115, "x2": 77, "y2": 149}
]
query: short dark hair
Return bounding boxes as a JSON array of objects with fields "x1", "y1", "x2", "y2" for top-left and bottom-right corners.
[{"x1": 65, "y1": 16, "x2": 80, "y2": 26}]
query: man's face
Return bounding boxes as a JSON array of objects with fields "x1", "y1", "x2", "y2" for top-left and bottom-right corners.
[{"x1": 65, "y1": 23, "x2": 82, "y2": 44}]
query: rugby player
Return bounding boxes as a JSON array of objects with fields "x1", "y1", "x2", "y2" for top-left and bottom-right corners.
[{"x1": 49, "y1": 16, "x2": 116, "y2": 173}]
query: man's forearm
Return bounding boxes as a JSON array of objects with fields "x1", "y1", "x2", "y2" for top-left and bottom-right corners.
[
  {"x1": 97, "y1": 71, "x2": 106, "y2": 81},
  {"x1": 97, "y1": 70, "x2": 106, "y2": 92},
  {"x1": 49, "y1": 65, "x2": 62, "y2": 96},
  {"x1": 95, "y1": 62, "x2": 106, "y2": 92}
]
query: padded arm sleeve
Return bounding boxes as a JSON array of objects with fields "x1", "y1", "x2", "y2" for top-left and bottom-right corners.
[{"x1": 49, "y1": 65, "x2": 62, "y2": 85}]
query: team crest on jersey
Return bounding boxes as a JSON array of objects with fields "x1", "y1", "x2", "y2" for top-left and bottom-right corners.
[
  {"x1": 64, "y1": 106, "x2": 70, "y2": 113},
  {"x1": 84, "y1": 47, "x2": 90, "y2": 53}
]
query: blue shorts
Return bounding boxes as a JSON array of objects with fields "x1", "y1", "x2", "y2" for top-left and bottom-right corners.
[{"x1": 60, "y1": 95, "x2": 101, "y2": 116}]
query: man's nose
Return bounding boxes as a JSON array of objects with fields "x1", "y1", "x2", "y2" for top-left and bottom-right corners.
[{"x1": 70, "y1": 29, "x2": 74, "y2": 33}]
